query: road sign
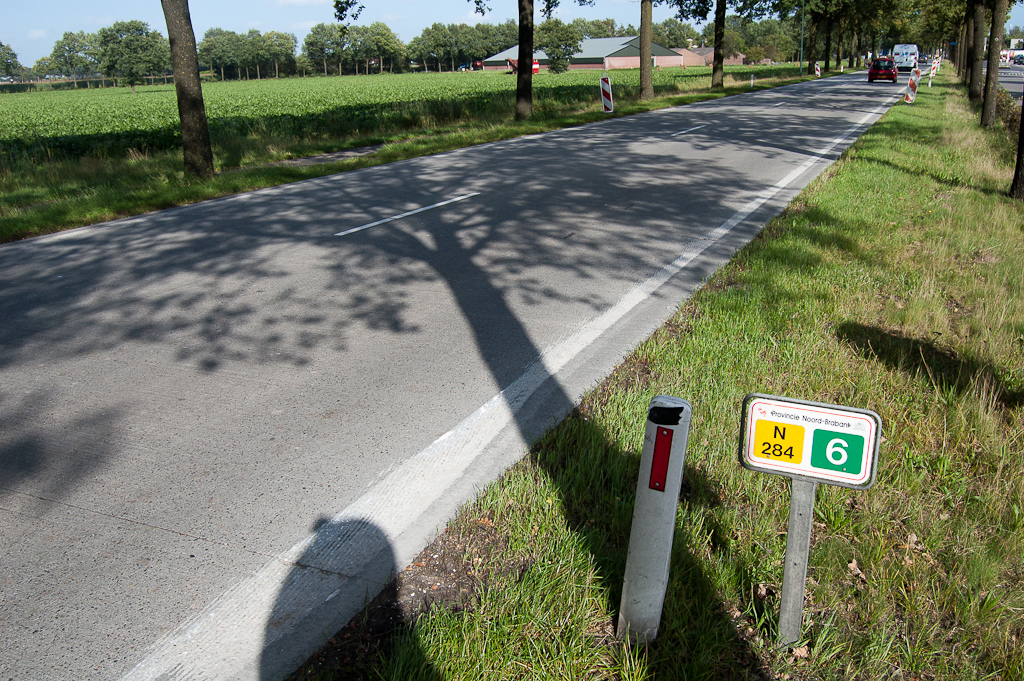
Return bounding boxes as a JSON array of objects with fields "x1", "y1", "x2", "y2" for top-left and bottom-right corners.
[
  {"x1": 600, "y1": 75, "x2": 614, "y2": 113},
  {"x1": 740, "y1": 394, "x2": 881, "y2": 490},
  {"x1": 739, "y1": 393, "x2": 883, "y2": 646}
]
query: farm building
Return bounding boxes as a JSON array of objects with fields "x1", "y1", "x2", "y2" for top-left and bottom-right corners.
[
  {"x1": 672, "y1": 47, "x2": 706, "y2": 66},
  {"x1": 483, "y1": 37, "x2": 687, "y2": 71},
  {"x1": 689, "y1": 47, "x2": 746, "y2": 66}
]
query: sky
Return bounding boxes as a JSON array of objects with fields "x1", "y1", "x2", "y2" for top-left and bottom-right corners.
[{"x1": 4, "y1": 1, "x2": 1024, "y2": 67}]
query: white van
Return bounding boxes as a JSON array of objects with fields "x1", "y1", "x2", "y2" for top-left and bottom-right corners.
[{"x1": 893, "y1": 44, "x2": 919, "y2": 71}]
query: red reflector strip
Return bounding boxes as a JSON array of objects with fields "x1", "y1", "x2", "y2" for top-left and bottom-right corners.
[{"x1": 649, "y1": 427, "x2": 673, "y2": 491}]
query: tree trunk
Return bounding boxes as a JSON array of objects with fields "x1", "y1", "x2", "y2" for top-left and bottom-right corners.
[
  {"x1": 515, "y1": 0, "x2": 534, "y2": 120},
  {"x1": 807, "y1": 17, "x2": 818, "y2": 75},
  {"x1": 639, "y1": 0, "x2": 654, "y2": 100},
  {"x1": 160, "y1": 0, "x2": 214, "y2": 178},
  {"x1": 275, "y1": 61, "x2": 279, "y2": 78},
  {"x1": 958, "y1": 16, "x2": 966, "y2": 80},
  {"x1": 824, "y1": 13, "x2": 833, "y2": 71},
  {"x1": 711, "y1": 0, "x2": 726, "y2": 89},
  {"x1": 1011, "y1": 93, "x2": 1024, "y2": 200},
  {"x1": 970, "y1": 0, "x2": 985, "y2": 102},
  {"x1": 982, "y1": 0, "x2": 1008, "y2": 127},
  {"x1": 256, "y1": 63, "x2": 260, "y2": 79},
  {"x1": 323, "y1": 58, "x2": 327, "y2": 75},
  {"x1": 220, "y1": 65, "x2": 224, "y2": 81}
]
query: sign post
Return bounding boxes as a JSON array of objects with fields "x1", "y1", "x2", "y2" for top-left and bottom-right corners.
[
  {"x1": 618, "y1": 395, "x2": 692, "y2": 643},
  {"x1": 600, "y1": 73, "x2": 614, "y2": 113},
  {"x1": 739, "y1": 394, "x2": 881, "y2": 646}
]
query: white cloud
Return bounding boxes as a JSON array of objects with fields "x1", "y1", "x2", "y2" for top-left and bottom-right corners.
[
  {"x1": 291, "y1": 20, "x2": 318, "y2": 34},
  {"x1": 28, "y1": 29, "x2": 48, "y2": 40}
]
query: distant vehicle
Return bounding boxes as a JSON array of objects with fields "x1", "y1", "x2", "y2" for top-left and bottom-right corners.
[
  {"x1": 1015, "y1": 54, "x2": 1024, "y2": 65},
  {"x1": 892, "y1": 44, "x2": 919, "y2": 71},
  {"x1": 867, "y1": 57, "x2": 898, "y2": 83}
]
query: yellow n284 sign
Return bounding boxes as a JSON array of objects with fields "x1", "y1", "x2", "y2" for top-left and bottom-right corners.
[{"x1": 740, "y1": 394, "x2": 881, "y2": 490}]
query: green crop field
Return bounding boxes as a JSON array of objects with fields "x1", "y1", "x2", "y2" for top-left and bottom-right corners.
[{"x1": 0, "y1": 65, "x2": 801, "y2": 160}]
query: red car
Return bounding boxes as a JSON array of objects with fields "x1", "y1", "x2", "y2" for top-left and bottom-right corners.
[{"x1": 868, "y1": 57, "x2": 898, "y2": 83}]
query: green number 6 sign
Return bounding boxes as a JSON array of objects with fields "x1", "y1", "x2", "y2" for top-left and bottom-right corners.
[{"x1": 810, "y1": 430, "x2": 864, "y2": 475}]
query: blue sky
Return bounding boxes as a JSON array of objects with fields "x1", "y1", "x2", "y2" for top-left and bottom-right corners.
[{"x1": 4, "y1": 1, "x2": 1024, "y2": 67}]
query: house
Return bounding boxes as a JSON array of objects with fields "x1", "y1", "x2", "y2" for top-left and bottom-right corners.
[
  {"x1": 483, "y1": 37, "x2": 686, "y2": 71},
  {"x1": 690, "y1": 47, "x2": 745, "y2": 66},
  {"x1": 672, "y1": 48, "x2": 706, "y2": 67}
]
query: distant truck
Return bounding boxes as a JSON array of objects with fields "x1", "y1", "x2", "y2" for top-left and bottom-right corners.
[{"x1": 893, "y1": 44, "x2": 919, "y2": 71}]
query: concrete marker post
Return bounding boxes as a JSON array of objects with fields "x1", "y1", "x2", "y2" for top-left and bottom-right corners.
[
  {"x1": 778, "y1": 478, "x2": 817, "y2": 645},
  {"x1": 617, "y1": 395, "x2": 693, "y2": 644}
]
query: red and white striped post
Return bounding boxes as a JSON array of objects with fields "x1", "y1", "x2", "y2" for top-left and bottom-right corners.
[
  {"x1": 600, "y1": 74, "x2": 614, "y2": 113},
  {"x1": 618, "y1": 395, "x2": 693, "y2": 643},
  {"x1": 814, "y1": 62, "x2": 821, "y2": 77},
  {"x1": 904, "y1": 68, "x2": 922, "y2": 103}
]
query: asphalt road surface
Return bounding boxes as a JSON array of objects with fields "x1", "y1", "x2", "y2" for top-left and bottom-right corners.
[
  {"x1": 0, "y1": 73, "x2": 900, "y2": 681},
  {"x1": 1000, "y1": 64, "x2": 1024, "y2": 99}
]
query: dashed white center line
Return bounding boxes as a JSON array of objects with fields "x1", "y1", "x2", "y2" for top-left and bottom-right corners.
[
  {"x1": 335, "y1": 192, "x2": 481, "y2": 236},
  {"x1": 671, "y1": 124, "x2": 707, "y2": 137}
]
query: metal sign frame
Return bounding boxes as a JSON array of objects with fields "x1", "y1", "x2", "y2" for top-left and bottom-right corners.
[{"x1": 739, "y1": 393, "x2": 882, "y2": 491}]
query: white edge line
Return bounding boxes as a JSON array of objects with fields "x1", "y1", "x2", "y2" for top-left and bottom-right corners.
[
  {"x1": 118, "y1": 100, "x2": 892, "y2": 681},
  {"x1": 671, "y1": 124, "x2": 708, "y2": 137},
  {"x1": 335, "y1": 192, "x2": 481, "y2": 236}
]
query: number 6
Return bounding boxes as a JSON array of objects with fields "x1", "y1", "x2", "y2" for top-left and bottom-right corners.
[{"x1": 826, "y1": 438, "x2": 848, "y2": 465}]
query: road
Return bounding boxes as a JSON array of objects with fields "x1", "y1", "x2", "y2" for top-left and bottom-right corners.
[
  {"x1": 1000, "y1": 64, "x2": 1024, "y2": 99},
  {"x1": 0, "y1": 73, "x2": 898, "y2": 681}
]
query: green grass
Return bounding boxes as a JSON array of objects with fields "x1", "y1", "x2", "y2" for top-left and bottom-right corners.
[
  {"x1": 306, "y1": 72, "x2": 1024, "y2": 680},
  {"x1": 0, "y1": 64, "x2": 819, "y2": 244}
]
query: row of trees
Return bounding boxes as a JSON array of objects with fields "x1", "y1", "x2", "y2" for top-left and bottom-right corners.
[{"x1": 38, "y1": 22, "x2": 169, "y2": 90}]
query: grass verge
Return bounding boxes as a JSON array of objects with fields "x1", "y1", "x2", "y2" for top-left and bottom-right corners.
[
  {"x1": 0, "y1": 65, "x2": 824, "y2": 244},
  {"x1": 292, "y1": 72, "x2": 1024, "y2": 680}
]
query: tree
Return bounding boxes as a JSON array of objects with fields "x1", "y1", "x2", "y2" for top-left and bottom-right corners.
[
  {"x1": 969, "y1": 0, "x2": 985, "y2": 101},
  {"x1": 571, "y1": 18, "x2": 618, "y2": 38},
  {"x1": 161, "y1": 0, "x2": 214, "y2": 178},
  {"x1": 264, "y1": 31, "x2": 297, "y2": 78},
  {"x1": 1011, "y1": 94, "x2": 1024, "y2": 200},
  {"x1": 242, "y1": 29, "x2": 269, "y2": 79},
  {"x1": 199, "y1": 28, "x2": 245, "y2": 80},
  {"x1": 304, "y1": 22, "x2": 347, "y2": 75},
  {"x1": 981, "y1": 0, "x2": 1009, "y2": 127},
  {"x1": 49, "y1": 31, "x2": 97, "y2": 82},
  {"x1": 641, "y1": 0, "x2": 655, "y2": 99},
  {"x1": 536, "y1": 18, "x2": 583, "y2": 73},
  {"x1": 364, "y1": 23, "x2": 404, "y2": 73},
  {"x1": 653, "y1": 18, "x2": 700, "y2": 48},
  {"x1": 0, "y1": 41, "x2": 21, "y2": 77},
  {"x1": 97, "y1": 20, "x2": 170, "y2": 91}
]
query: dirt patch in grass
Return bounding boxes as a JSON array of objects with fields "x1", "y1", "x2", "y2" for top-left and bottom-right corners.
[{"x1": 288, "y1": 509, "x2": 527, "y2": 680}]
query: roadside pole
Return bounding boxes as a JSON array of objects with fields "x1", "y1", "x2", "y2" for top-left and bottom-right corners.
[
  {"x1": 617, "y1": 395, "x2": 692, "y2": 643},
  {"x1": 601, "y1": 74, "x2": 614, "y2": 113}
]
